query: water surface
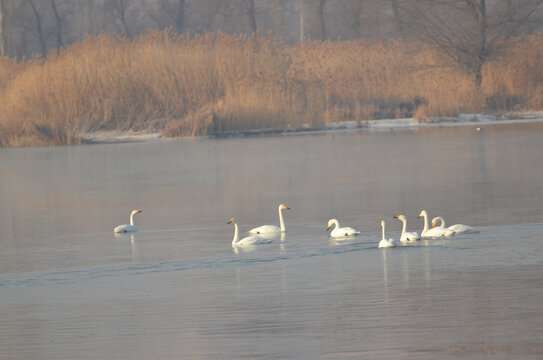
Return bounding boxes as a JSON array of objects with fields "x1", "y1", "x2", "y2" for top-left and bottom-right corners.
[{"x1": 1, "y1": 122, "x2": 543, "y2": 359}]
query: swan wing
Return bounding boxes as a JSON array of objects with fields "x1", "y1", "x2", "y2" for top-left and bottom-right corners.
[
  {"x1": 235, "y1": 235, "x2": 272, "y2": 247},
  {"x1": 114, "y1": 224, "x2": 137, "y2": 233},
  {"x1": 423, "y1": 227, "x2": 454, "y2": 237},
  {"x1": 379, "y1": 239, "x2": 396, "y2": 248},
  {"x1": 331, "y1": 226, "x2": 360, "y2": 238},
  {"x1": 400, "y1": 231, "x2": 420, "y2": 242},
  {"x1": 448, "y1": 224, "x2": 477, "y2": 234},
  {"x1": 248, "y1": 225, "x2": 281, "y2": 234}
]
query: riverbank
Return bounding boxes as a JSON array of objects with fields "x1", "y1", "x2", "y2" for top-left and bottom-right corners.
[
  {"x1": 79, "y1": 112, "x2": 543, "y2": 144},
  {"x1": 1, "y1": 32, "x2": 543, "y2": 147}
]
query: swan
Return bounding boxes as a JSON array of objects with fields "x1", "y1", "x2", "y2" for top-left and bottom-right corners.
[
  {"x1": 228, "y1": 218, "x2": 272, "y2": 247},
  {"x1": 248, "y1": 204, "x2": 290, "y2": 234},
  {"x1": 418, "y1": 210, "x2": 455, "y2": 237},
  {"x1": 113, "y1": 209, "x2": 142, "y2": 233},
  {"x1": 431, "y1": 216, "x2": 477, "y2": 234},
  {"x1": 379, "y1": 220, "x2": 397, "y2": 248},
  {"x1": 327, "y1": 218, "x2": 360, "y2": 238},
  {"x1": 393, "y1": 214, "x2": 420, "y2": 242}
]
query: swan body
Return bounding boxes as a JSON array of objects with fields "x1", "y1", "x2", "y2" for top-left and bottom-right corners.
[
  {"x1": 114, "y1": 209, "x2": 142, "y2": 233},
  {"x1": 327, "y1": 218, "x2": 360, "y2": 238},
  {"x1": 248, "y1": 204, "x2": 290, "y2": 234},
  {"x1": 229, "y1": 218, "x2": 272, "y2": 247},
  {"x1": 418, "y1": 210, "x2": 455, "y2": 237},
  {"x1": 432, "y1": 216, "x2": 477, "y2": 234},
  {"x1": 393, "y1": 214, "x2": 420, "y2": 242},
  {"x1": 379, "y1": 220, "x2": 397, "y2": 248}
]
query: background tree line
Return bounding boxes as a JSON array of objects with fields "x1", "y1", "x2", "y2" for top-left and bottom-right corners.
[
  {"x1": 1, "y1": 1, "x2": 541, "y2": 53},
  {"x1": 2, "y1": 0, "x2": 543, "y2": 146}
]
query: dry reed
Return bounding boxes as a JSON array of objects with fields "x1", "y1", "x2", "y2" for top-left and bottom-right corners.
[{"x1": 1, "y1": 31, "x2": 543, "y2": 146}]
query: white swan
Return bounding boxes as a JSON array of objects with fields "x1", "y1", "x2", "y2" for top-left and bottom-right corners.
[
  {"x1": 431, "y1": 216, "x2": 477, "y2": 234},
  {"x1": 228, "y1": 218, "x2": 272, "y2": 247},
  {"x1": 379, "y1": 220, "x2": 397, "y2": 248},
  {"x1": 393, "y1": 214, "x2": 420, "y2": 242},
  {"x1": 418, "y1": 210, "x2": 455, "y2": 237},
  {"x1": 248, "y1": 204, "x2": 290, "y2": 234},
  {"x1": 327, "y1": 218, "x2": 360, "y2": 238},
  {"x1": 113, "y1": 209, "x2": 142, "y2": 233}
]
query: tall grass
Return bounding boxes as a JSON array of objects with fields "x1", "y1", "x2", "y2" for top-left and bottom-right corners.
[{"x1": 1, "y1": 31, "x2": 543, "y2": 146}]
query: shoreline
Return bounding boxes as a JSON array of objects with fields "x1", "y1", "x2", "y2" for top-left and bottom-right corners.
[{"x1": 80, "y1": 114, "x2": 543, "y2": 144}]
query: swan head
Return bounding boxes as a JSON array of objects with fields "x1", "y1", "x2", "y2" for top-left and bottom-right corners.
[
  {"x1": 279, "y1": 204, "x2": 290, "y2": 210},
  {"x1": 431, "y1": 217, "x2": 444, "y2": 228},
  {"x1": 131, "y1": 209, "x2": 143, "y2": 216},
  {"x1": 327, "y1": 219, "x2": 338, "y2": 231},
  {"x1": 381, "y1": 220, "x2": 385, "y2": 228},
  {"x1": 418, "y1": 210, "x2": 427, "y2": 218},
  {"x1": 227, "y1": 218, "x2": 236, "y2": 225},
  {"x1": 393, "y1": 214, "x2": 406, "y2": 221}
]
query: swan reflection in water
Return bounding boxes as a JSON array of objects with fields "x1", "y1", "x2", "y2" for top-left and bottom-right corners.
[{"x1": 114, "y1": 232, "x2": 138, "y2": 262}]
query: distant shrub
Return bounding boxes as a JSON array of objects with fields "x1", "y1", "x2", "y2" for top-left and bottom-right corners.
[{"x1": 1, "y1": 31, "x2": 543, "y2": 146}]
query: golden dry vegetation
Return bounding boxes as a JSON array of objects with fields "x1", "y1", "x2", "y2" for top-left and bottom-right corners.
[{"x1": 1, "y1": 31, "x2": 543, "y2": 146}]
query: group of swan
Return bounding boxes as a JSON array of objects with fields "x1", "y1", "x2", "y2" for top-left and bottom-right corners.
[
  {"x1": 113, "y1": 206, "x2": 475, "y2": 249},
  {"x1": 378, "y1": 210, "x2": 477, "y2": 248}
]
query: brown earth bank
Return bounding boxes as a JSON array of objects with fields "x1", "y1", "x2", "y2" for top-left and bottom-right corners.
[{"x1": 1, "y1": 31, "x2": 543, "y2": 147}]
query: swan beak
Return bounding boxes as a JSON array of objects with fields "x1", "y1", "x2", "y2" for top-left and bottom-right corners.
[
  {"x1": 138, "y1": 210, "x2": 143, "y2": 213},
  {"x1": 393, "y1": 215, "x2": 398, "y2": 219},
  {"x1": 432, "y1": 223, "x2": 435, "y2": 228},
  {"x1": 227, "y1": 218, "x2": 234, "y2": 224},
  {"x1": 286, "y1": 206, "x2": 290, "y2": 210},
  {"x1": 326, "y1": 226, "x2": 331, "y2": 231}
]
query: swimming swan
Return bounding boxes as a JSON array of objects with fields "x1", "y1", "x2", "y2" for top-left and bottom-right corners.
[
  {"x1": 327, "y1": 218, "x2": 360, "y2": 238},
  {"x1": 379, "y1": 220, "x2": 397, "y2": 248},
  {"x1": 393, "y1": 214, "x2": 420, "y2": 242},
  {"x1": 431, "y1": 216, "x2": 477, "y2": 234},
  {"x1": 113, "y1": 209, "x2": 142, "y2": 233},
  {"x1": 228, "y1": 218, "x2": 272, "y2": 247},
  {"x1": 418, "y1": 210, "x2": 455, "y2": 237},
  {"x1": 248, "y1": 204, "x2": 290, "y2": 234}
]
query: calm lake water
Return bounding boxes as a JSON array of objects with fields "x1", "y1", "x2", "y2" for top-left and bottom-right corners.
[{"x1": 1, "y1": 122, "x2": 543, "y2": 359}]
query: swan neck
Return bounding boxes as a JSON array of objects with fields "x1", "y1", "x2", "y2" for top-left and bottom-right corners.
[
  {"x1": 401, "y1": 219, "x2": 407, "y2": 235},
  {"x1": 232, "y1": 223, "x2": 239, "y2": 245},
  {"x1": 422, "y1": 213, "x2": 429, "y2": 233},
  {"x1": 130, "y1": 212, "x2": 135, "y2": 226},
  {"x1": 278, "y1": 206, "x2": 286, "y2": 231},
  {"x1": 382, "y1": 223, "x2": 386, "y2": 241},
  {"x1": 439, "y1": 217, "x2": 446, "y2": 228}
]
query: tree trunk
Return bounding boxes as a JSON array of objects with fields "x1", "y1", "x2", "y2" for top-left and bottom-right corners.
[
  {"x1": 318, "y1": 0, "x2": 327, "y2": 40},
  {"x1": 51, "y1": 0, "x2": 63, "y2": 54},
  {"x1": 473, "y1": 0, "x2": 487, "y2": 88},
  {"x1": 390, "y1": 0, "x2": 403, "y2": 36},
  {"x1": 298, "y1": 0, "x2": 304, "y2": 43},
  {"x1": 28, "y1": 0, "x2": 47, "y2": 57},
  {"x1": 248, "y1": 0, "x2": 257, "y2": 33},
  {"x1": 0, "y1": 0, "x2": 5, "y2": 56},
  {"x1": 175, "y1": 0, "x2": 185, "y2": 33}
]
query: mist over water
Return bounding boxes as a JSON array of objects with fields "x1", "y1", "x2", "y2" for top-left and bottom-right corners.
[{"x1": 1, "y1": 123, "x2": 543, "y2": 359}]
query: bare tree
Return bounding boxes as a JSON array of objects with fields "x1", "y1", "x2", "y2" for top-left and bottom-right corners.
[
  {"x1": 403, "y1": 0, "x2": 543, "y2": 87},
  {"x1": 50, "y1": 0, "x2": 62, "y2": 53},
  {"x1": 0, "y1": 0, "x2": 6, "y2": 56},
  {"x1": 27, "y1": 0, "x2": 47, "y2": 57},
  {"x1": 106, "y1": 0, "x2": 133, "y2": 37},
  {"x1": 248, "y1": 0, "x2": 257, "y2": 33},
  {"x1": 318, "y1": 0, "x2": 327, "y2": 40}
]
